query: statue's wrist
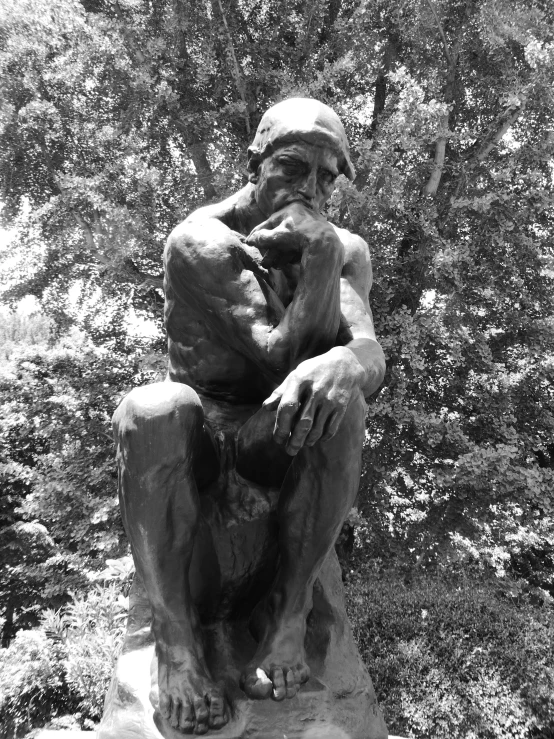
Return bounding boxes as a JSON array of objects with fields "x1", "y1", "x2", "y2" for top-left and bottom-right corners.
[
  {"x1": 327, "y1": 346, "x2": 367, "y2": 387},
  {"x1": 305, "y1": 224, "x2": 343, "y2": 259}
]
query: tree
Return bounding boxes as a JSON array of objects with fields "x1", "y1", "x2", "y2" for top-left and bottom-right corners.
[
  {"x1": 0, "y1": 312, "x2": 162, "y2": 642},
  {"x1": 1, "y1": 0, "x2": 554, "y2": 616}
]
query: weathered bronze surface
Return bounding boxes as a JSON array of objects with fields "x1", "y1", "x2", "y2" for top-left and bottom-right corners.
[{"x1": 98, "y1": 98, "x2": 388, "y2": 739}]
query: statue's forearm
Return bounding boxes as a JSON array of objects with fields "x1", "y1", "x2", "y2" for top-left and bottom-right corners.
[
  {"x1": 333, "y1": 339, "x2": 386, "y2": 398},
  {"x1": 267, "y1": 229, "x2": 344, "y2": 372}
]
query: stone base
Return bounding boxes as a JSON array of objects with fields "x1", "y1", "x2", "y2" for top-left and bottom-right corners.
[{"x1": 97, "y1": 553, "x2": 388, "y2": 739}]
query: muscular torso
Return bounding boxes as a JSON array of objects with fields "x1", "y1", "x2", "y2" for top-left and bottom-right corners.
[
  {"x1": 166, "y1": 308, "x2": 274, "y2": 404},
  {"x1": 164, "y1": 189, "x2": 369, "y2": 405},
  {"x1": 166, "y1": 199, "x2": 286, "y2": 403}
]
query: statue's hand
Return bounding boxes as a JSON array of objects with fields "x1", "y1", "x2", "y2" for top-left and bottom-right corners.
[
  {"x1": 262, "y1": 347, "x2": 365, "y2": 456},
  {"x1": 245, "y1": 202, "x2": 338, "y2": 269}
]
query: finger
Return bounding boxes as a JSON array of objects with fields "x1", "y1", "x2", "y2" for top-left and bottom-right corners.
[
  {"x1": 248, "y1": 210, "x2": 287, "y2": 235},
  {"x1": 285, "y1": 396, "x2": 317, "y2": 456},
  {"x1": 234, "y1": 244, "x2": 266, "y2": 272},
  {"x1": 273, "y1": 384, "x2": 301, "y2": 445},
  {"x1": 260, "y1": 249, "x2": 282, "y2": 270},
  {"x1": 304, "y1": 403, "x2": 333, "y2": 447},
  {"x1": 245, "y1": 227, "x2": 285, "y2": 249},
  {"x1": 263, "y1": 388, "x2": 283, "y2": 410},
  {"x1": 261, "y1": 248, "x2": 293, "y2": 270},
  {"x1": 230, "y1": 229, "x2": 246, "y2": 242},
  {"x1": 320, "y1": 406, "x2": 347, "y2": 441}
]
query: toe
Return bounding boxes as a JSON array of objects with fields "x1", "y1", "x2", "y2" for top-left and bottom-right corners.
[
  {"x1": 149, "y1": 683, "x2": 160, "y2": 711},
  {"x1": 193, "y1": 695, "x2": 209, "y2": 734},
  {"x1": 208, "y1": 693, "x2": 228, "y2": 729},
  {"x1": 179, "y1": 700, "x2": 195, "y2": 734},
  {"x1": 285, "y1": 669, "x2": 298, "y2": 699},
  {"x1": 241, "y1": 669, "x2": 273, "y2": 699},
  {"x1": 270, "y1": 667, "x2": 286, "y2": 701},
  {"x1": 298, "y1": 663, "x2": 310, "y2": 685},
  {"x1": 158, "y1": 692, "x2": 171, "y2": 719},
  {"x1": 169, "y1": 698, "x2": 181, "y2": 729}
]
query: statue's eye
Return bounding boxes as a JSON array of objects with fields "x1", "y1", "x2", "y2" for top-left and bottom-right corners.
[
  {"x1": 320, "y1": 171, "x2": 336, "y2": 186},
  {"x1": 278, "y1": 157, "x2": 302, "y2": 174}
]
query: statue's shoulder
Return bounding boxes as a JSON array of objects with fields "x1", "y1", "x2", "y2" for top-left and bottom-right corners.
[
  {"x1": 165, "y1": 202, "x2": 235, "y2": 260},
  {"x1": 331, "y1": 225, "x2": 372, "y2": 279}
]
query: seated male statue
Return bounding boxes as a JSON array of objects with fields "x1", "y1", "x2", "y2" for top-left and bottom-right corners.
[{"x1": 112, "y1": 98, "x2": 386, "y2": 736}]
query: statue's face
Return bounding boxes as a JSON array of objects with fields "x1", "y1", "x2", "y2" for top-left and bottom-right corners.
[{"x1": 253, "y1": 142, "x2": 339, "y2": 216}]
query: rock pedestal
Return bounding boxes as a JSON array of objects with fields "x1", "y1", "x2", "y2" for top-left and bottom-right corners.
[{"x1": 97, "y1": 552, "x2": 387, "y2": 739}]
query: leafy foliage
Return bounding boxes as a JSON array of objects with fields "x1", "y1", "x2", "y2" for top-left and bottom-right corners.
[
  {"x1": 0, "y1": 583, "x2": 126, "y2": 736},
  {"x1": 0, "y1": 2, "x2": 554, "y2": 733},
  {"x1": 1, "y1": 0, "x2": 553, "y2": 576},
  {"x1": 0, "y1": 322, "x2": 161, "y2": 643},
  {"x1": 347, "y1": 567, "x2": 554, "y2": 738},
  {"x1": 0, "y1": 629, "x2": 76, "y2": 736}
]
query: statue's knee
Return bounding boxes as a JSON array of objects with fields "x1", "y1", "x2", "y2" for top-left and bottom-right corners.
[
  {"x1": 113, "y1": 382, "x2": 203, "y2": 449},
  {"x1": 341, "y1": 387, "x2": 367, "y2": 434},
  {"x1": 322, "y1": 388, "x2": 367, "y2": 453}
]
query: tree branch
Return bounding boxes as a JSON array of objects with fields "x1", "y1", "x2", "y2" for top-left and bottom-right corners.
[
  {"x1": 370, "y1": 32, "x2": 400, "y2": 138},
  {"x1": 113, "y1": 0, "x2": 217, "y2": 200},
  {"x1": 421, "y1": 5, "x2": 461, "y2": 198},
  {"x1": 112, "y1": 2, "x2": 146, "y2": 65},
  {"x1": 353, "y1": 31, "x2": 400, "y2": 190},
  {"x1": 422, "y1": 119, "x2": 448, "y2": 196},
  {"x1": 38, "y1": 137, "x2": 163, "y2": 287},
  {"x1": 173, "y1": 129, "x2": 218, "y2": 200},
  {"x1": 425, "y1": 0, "x2": 452, "y2": 66},
  {"x1": 214, "y1": 0, "x2": 251, "y2": 134},
  {"x1": 472, "y1": 100, "x2": 526, "y2": 162}
]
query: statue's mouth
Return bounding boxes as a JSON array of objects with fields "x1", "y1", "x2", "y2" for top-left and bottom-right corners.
[{"x1": 288, "y1": 196, "x2": 314, "y2": 210}]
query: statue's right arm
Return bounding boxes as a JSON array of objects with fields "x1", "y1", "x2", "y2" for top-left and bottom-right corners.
[{"x1": 165, "y1": 211, "x2": 343, "y2": 384}]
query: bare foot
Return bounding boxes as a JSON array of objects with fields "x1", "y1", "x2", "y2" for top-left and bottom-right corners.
[
  {"x1": 240, "y1": 606, "x2": 310, "y2": 701},
  {"x1": 153, "y1": 644, "x2": 229, "y2": 734}
]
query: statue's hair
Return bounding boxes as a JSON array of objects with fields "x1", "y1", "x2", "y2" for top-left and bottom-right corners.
[{"x1": 247, "y1": 98, "x2": 355, "y2": 181}]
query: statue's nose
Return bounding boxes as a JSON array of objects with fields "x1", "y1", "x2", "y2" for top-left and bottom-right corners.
[{"x1": 298, "y1": 170, "x2": 317, "y2": 199}]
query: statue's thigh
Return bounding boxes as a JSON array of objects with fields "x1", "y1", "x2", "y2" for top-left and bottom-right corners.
[{"x1": 236, "y1": 407, "x2": 292, "y2": 488}]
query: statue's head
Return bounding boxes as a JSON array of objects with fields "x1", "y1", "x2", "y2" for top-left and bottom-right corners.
[{"x1": 247, "y1": 98, "x2": 355, "y2": 215}]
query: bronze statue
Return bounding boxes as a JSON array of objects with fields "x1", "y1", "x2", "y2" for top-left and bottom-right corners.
[{"x1": 102, "y1": 98, "x2": 387, "y2": 739}]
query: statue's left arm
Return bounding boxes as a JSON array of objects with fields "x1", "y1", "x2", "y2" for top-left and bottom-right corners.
[
  {"x1": 263, "y1": 232, "x2": 386, "y2": 455},
  {"x1": 335, "y1": 232, "x2": 386, "y2": 398}
]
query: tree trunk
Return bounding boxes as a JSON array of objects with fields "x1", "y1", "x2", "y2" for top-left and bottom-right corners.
[{"x1": 2, "y1": 599, "x2": 14, "y2": 647}]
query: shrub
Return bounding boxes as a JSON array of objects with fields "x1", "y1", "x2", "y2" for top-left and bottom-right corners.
[
  {"x1": 62, "y1": 583, "x2": 127, "y2": 720},
  {"x1": 346, "y1": 568, "x2": 554, "y2": 739},
  {"x1": 0, "y1": 629, "x2": 78, "y2": 737},
  {"x1": 0, "y1": 582, "x2": 126, "y2": 736}
]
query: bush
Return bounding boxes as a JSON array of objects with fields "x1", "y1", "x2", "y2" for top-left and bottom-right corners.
[
  {"x1": 62, "y1": 584, "x2": 127, "y2": 719},
  {"x1": 0, "y1": 629, "x2": 77, "y2": 737},
  {"x1": 0, "y1": 583, "x2": 126, "y2": 736},
  {"x1": 346, "y1": 568, "x2": 554, "y2": 739}
]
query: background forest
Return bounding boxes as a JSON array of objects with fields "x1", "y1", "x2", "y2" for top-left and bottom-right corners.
[{"x1": 1, "y1": 0, "x2": 553, "y2": 736}]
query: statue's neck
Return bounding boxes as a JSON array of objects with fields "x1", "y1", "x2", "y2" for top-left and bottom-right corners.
[{"x1": 218, "y1": 184, "x2": 267, "y2": 235}]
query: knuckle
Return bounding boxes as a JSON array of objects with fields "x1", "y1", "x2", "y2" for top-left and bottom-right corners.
[{"x1": 279, "y1": 400, "x2": 298, "y2": 412}]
